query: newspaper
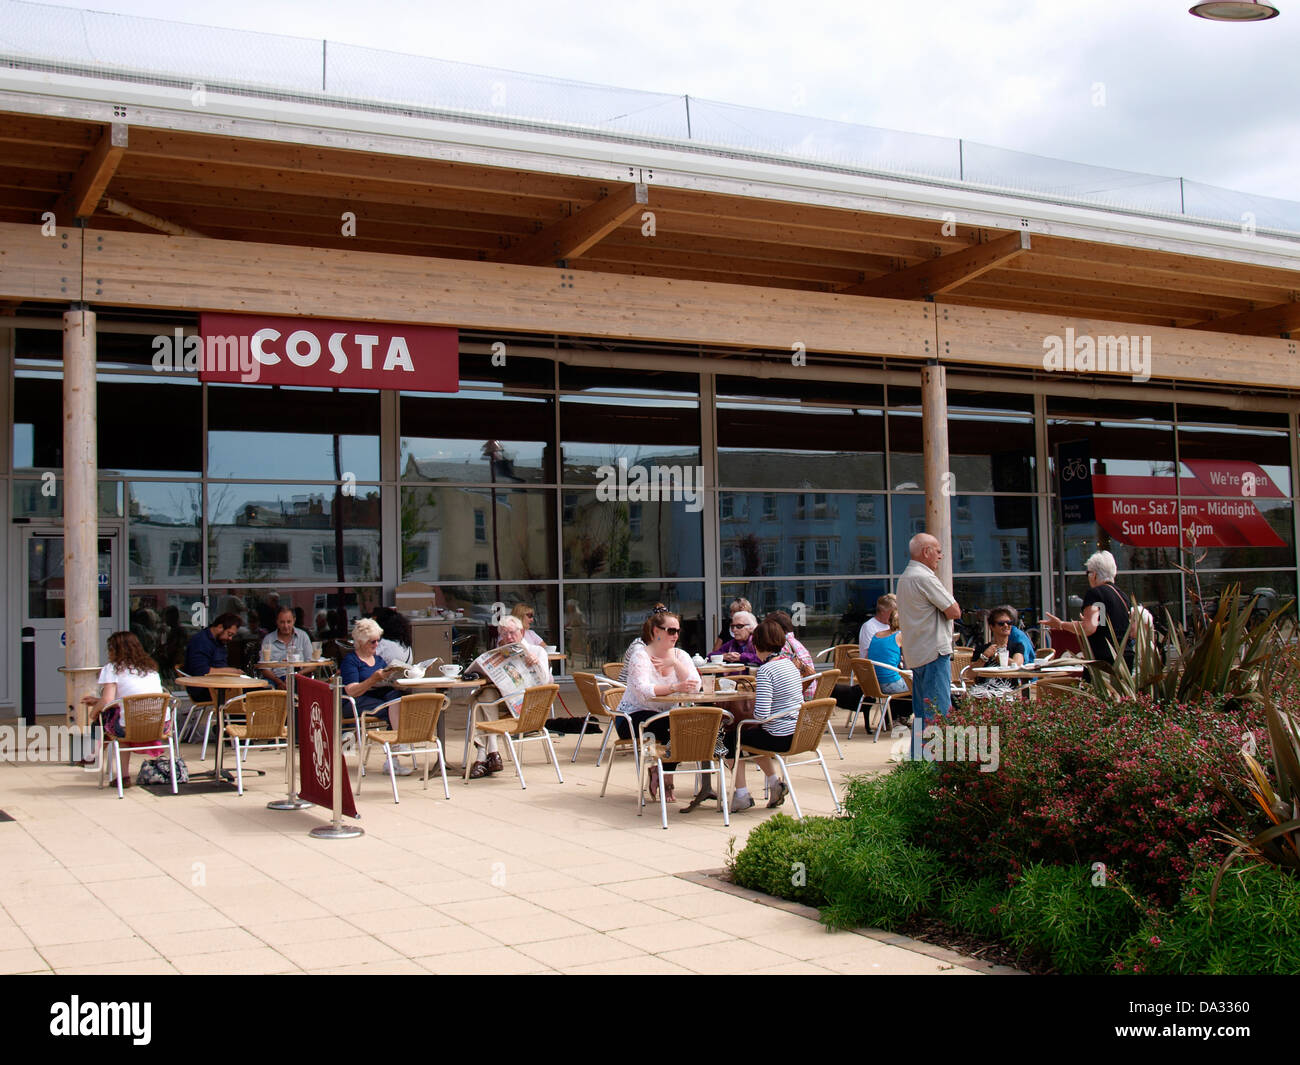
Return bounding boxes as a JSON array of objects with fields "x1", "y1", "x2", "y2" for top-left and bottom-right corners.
[{"x1": 471, "y1": 641, "x2": 552, "y2": 713}]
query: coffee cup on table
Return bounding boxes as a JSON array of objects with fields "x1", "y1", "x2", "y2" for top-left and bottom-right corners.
[
  {"x1": 708, "y1": 654, "x2": 724, "y2": 665},
  {"x1": 439, "y1": 664, "x2": 462, "y2": 678}
]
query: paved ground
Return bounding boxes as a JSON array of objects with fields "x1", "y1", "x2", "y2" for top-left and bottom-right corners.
[{"x1": 0, "y1": 702, "x2": 982, "y2": 975}]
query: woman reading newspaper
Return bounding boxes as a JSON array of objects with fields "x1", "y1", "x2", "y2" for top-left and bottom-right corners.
[{"x1": 467, "y1": 614, "x2": 552, "y2": 778}]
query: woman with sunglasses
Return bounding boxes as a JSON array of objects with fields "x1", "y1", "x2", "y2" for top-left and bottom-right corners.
[
  {"x1": 973, "y1": 605, "x2": 1035, "y2": 668},
  {"x1": 616, "y1": 610, "x2": 702, "y2": 802},
  {"x1": 341, "y1": 617, "x2": 408, "y2": 776},
  {"x1": 718, "y1": 610, "x2": 761, "y2": 666}
]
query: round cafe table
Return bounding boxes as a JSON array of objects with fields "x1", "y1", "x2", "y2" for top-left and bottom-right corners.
[
  {"x1": 393, "y1": 675, "x2": 487, "y2": 770},
  {"x1": 255, "y1": 659, "x2": 331, "y2": 810},
  {"x1": 175, "y1": 674, "x2": 270, "y2": 784}
]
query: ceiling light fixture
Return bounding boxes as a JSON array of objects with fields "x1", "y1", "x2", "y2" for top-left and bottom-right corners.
[{"x1": 1190, "y1": 1, "x2": 1280, "y2": 20}]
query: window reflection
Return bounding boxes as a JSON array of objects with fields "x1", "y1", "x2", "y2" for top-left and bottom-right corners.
[
  {"x1": 718, "y1": 404, "x2": 884, "y2": 490},
  {"x1": 562, "y1": 490, "x2": 702, "y2": 579},
  {"x1": 719, "y1": 492, "x2": 885, "y2": 578},
  {"x1": 891, "y1": 495, "x2": 1038, "y2": 573},
  {"x1": 560, "y1": 395, "x2": 699, "y2": 482},
  {"x1": 561, "y1": 582, "x2": 704, "y2": 670},
  {"x1": 128, "y1": 483, "x2": 203, "y2": 585},
  {"x1": 401, "y1": 487, "x2": 556, "y2": 583},
  {"x1": 890, "y1": 412, "x2": 1035, "y2": 492},
  {"x1": 207, "y1": 484, "x2": 381, "y2": 584},
  {"x1": 400, "y1": 392, "x2": 554, "y2": 483}
]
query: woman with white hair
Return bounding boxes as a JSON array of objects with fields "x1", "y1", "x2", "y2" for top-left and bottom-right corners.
[
  {"x1": 341, "y1": 617, "x2": 407, "y2": 774},
  {"x1": 1042, "y1": 550, "x2": 1132, "y2": 667},
  {"x1": 717, "y1": 610, "x2": 761, "y2": 666}
]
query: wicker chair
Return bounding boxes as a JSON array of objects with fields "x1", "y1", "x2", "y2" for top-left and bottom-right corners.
[
  {"x1": 360, "y1": 693, "x2": 449, "y2": 802},
  {"x1": 601, "y1": 662, "x2": 625, "y2": 681},
  {"x1": 464, "y1": 684, "x2": 563, "y2": 789},
  {"x1": 98, "y1": 693, "x2": 178, "y2": 798},
  {"x1": 736, "y1": 698, "x2": 840, "y2": 819},
  {"x1": 637, "y1": 706, "x2": 733, "y2": 830},
  {"x1": 951, "y1": 647, "x2": 975, "y2": 697},
  {"x1": 596, "y1": 687, "x2": 643, "y2": 796},
  {"x1": 570, "y1": 671, "x2": 627, "y2": 765},
  {"x1": 222, "y1": 690, "x2": 288, "y2": 796},
  {"x1": 811, "y1": 669, "x2": 844, "y2": 759},
  {"x1": 817, "y1": 644, "x2": 860, "y2": 687},
  {"x1": 849, "y1": 658, "x2": 913, "y2": 742}
]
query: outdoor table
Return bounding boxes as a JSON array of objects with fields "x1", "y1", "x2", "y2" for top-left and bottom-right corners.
[
  {"x1": 694, "y1": 663, "x2": 749, "y2": 675},
  {"x1": 254, "y1": 659, "x2": 331, "y2": 811},
  {"x1": 392, "y1": 675, "x2": 487, "y2": 770},
  {"x1": 968, "y1": 663, "x2": 1088, "y2": 699},
  {"x1": 175, "y1": 674, "x2": 270, "y2": 784}
]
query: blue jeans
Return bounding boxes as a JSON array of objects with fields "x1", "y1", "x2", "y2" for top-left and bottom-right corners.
[{"x1": 910, "y1": 655, "x2": 951, "y2": 762}]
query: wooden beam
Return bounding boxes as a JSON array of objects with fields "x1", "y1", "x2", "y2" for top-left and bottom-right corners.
[
  {"x1": 0, "y1": 223, "x2": 82, "y2": 301},
  {"x1": 935, "y1": 300, "x2": 1300, "y2": 389},
  {"x1": 53, "y1": 123, "x2": 128, "y2": 223},
  {"x1": 101, "y1": 196, "x2": 206, "y2": 237},
  {"x1": 492, "y1": 183, "x2": 649, "y2": 266},
  {"x1": 1186, "y1": 298, "x2": 1300, "y2": 336},
  {"x1": 842, "y1": 231, "x2": 1030, "y2": 299}
]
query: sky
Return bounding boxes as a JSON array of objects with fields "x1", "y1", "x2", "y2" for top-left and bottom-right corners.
[{"x1": 15, "y1": 0, "x2": 1300, "y2": 202}]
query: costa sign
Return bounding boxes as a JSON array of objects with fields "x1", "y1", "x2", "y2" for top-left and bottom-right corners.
[{"x1": 197, "y1": 313, "x2": 458, "y2": 392}]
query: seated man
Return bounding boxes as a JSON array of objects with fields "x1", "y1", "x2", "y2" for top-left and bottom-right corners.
[
  {"x1": 858, "y1": 593, "x2": 897, "y2": 657},
  {"x1": 260, "y1": 605, "x2": 314, "y2": 689},
  {"x1": 182, "y1": 612, "x2": 242, "y2": 702}
]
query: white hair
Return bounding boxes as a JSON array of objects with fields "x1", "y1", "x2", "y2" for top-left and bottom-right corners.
[
  {"x1": 730, "y1": 610, "x2": 757, "y2": 630},
  {"x1": 1085, "y1": 550, "x2": 1118, "y2": 582},
  {"x1": 352, "y1": 617, "x2": 382, "y2": 644},
  {"x1": 498, "y1": 615, "x2": 524, "y2": 634}
]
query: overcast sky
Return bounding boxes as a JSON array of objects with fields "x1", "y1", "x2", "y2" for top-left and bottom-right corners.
[{"x1": 20, "y1": 0, "x2": 1300, "y2": 202}]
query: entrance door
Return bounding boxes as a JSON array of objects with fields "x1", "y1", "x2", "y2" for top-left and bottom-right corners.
[{"x1": 23, "y1": 529, "x2": 121, "y2": 717}]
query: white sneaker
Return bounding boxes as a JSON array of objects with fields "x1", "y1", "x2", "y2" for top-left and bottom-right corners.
[{"x1": 382, "y1": 759, "x2": 413, "y2": 777}]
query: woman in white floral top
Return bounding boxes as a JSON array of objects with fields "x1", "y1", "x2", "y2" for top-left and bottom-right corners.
[{"x1": 616, "y1": 610, "x2": 701, "y2": 802}]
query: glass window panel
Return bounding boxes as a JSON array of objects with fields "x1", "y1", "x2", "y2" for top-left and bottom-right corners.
[
  {"x1": 26, "y1": 535, "x2": 115, "y2": 619},
  {"x1": 1191, "y1": 572, "x2": 1298, "y2": 624},
  {"x1": 563, "y1": 490, "x2": 702, "y2": 580},
  {"x1": 398, "y1": 582, "x2": 558, "y2": 665},
  {"x1": 207, "y1": 385, "x2": 380, "y2": 480},
  {"x1": 1175, "y1": 402, "x2": 1289, "y2": 429},
  {"x1": 15, "y1": 327, "x2": 170, "y2": 370},
  {"x1": 456, "y1": 343, "x2": 555, "y2": 389},
  {"x1": 560, "y1": 582, "x2": 704, "y2": 671},
  {"x1": 1056, "y1": 572, "x2": 1184, "y2": 629},
  {"x1": 719, "y1": 578, "x2": 890, "y2": 651},
  {"x1": 889, "y1": 411, "x2": 1035, "y2": 493},
  {"x1": 127, "y1": 482, "x2": 204, "y2": 585},
  {"x1": 1183, "y1": 497, "x2": 1295, "y2": 570},
  {"x1": 891, "y1": 495, "x2": 1038, "y2": 573},
  {"x1": 1048, "y1": 420, "x2": 1177, "y2": 483},
  {"x1": 126, "y1": 590, "x2": 205, "y2": 684},
  {"x1": 210, "y1": 587, "x2": 381, "y2": 668},
  {"x1": 13, "y1": 480, "x2": 120, "y2": 518},
  {"x1": 1046, "y1": 396, "x2": 1174, "y2": 422},
  {"x1": 401, "y1": 486, "x2": 556, "y2": 583},
  {"x1": 1177, "y1": 425, "x2": 1291, "y2": 495},
  {"x1": 716, "y1": 377, "x2": 884, "y2": 406},
  {"x1": 951, "y1": 577, "x2": 1043, "y2": 632},
  {"x1": 560, "y1": 395, "x2": 699, "y2": 482},
  {"x1": 400, "y1": 392, "x2": 554, "y2": 483},
  {"x1": 719, "y1": 492, "x2": 885, "y2": 577},
  {"x1": 208, "y1": 484, "x2": 381, "y2": 583},
  {"x1": 560, "y1": 364, "x2": 699, "y2": 394},
  {"x1": 718, "y1": 404, "x2": 884, "y2": 489}
]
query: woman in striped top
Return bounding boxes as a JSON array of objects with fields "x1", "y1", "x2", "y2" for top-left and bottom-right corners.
[{"x1": 724, "y1": 619, "x2": 805, "y2": 811}]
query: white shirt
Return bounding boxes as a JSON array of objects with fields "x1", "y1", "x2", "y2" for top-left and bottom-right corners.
[
  {"x1": 97, "y1": 662, "x2": 164, "y2": 701},
  {"x1": 858, "y1": 616, "x2": 891, "y2": 657}
]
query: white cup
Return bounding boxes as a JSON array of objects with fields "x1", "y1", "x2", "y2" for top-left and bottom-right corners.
[
  {"x1": 545, "y1": 644, "x2": 557, "y2": 653},
  {"x1": 708, "y1": 654, "x2": 725, "y2": 665},
  {"x1": 439, "y1": 664, "x2": 462, "y2": 678},
  {"x1": 997, "y1": 648, "x2": 1009, "y2": 668}
]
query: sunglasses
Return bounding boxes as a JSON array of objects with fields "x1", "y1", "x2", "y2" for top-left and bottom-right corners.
[
  {"x1": 992, "y1": 620, "x2": 1013, "y2": 628},
  {"x1": 657, "y1": 626, "x2": 680, "y2": 636},
  {"x1": 525, "y1": 613, "x2": 534, "y2": 618},
  {"x1": 731, "y1": 623, "x2": 750, "y2": 631}
]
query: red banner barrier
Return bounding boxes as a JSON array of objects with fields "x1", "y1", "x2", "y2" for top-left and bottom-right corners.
[{"x1": 296, "y1": 674, "x2": 358, "y2": 818}]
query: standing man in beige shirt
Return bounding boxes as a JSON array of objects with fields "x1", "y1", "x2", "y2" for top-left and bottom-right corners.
[{"x1": 896, "y1": 533, "x2": 961, "y2": 755}]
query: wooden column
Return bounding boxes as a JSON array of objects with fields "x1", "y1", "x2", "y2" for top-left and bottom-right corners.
[
  {"x1": 63, "y1": 308, "x2": 99, "y2": 726},
  {"x1": 921, "y1": 361, "x2": 953, "y2": 588}
]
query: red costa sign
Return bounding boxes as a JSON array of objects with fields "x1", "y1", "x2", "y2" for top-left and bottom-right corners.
[
  {"x1": 197, "y1": 313, "x2": 458, "y2": 392},
  {"x1": 296, "y1": 674, "x2": 358, "y2": 818},
  {"x1": 1092, "y1": 461, "x2": 1285, "y2": 548}
]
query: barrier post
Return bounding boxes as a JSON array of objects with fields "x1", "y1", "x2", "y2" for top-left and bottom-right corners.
[
  {"x1": 309, "y1": 674, "x2": 363, "y2": 839},
  {"x1": 267, "y1": 662, "x2": 311, "y2": 811}
]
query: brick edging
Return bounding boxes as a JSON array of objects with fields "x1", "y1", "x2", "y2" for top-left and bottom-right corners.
[{"x1": 676, "y1": 869, "x2": 1025, "y2": 975}]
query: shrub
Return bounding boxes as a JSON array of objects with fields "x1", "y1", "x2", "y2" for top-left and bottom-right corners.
[
  {"x1": 938, "y1": 877, "x2": 1005, "y2": 940},
  {"x1": 1115, "y1": 864, "x2": 1300, "y2": 974},
  {"x1": 998, "y1": 864, "x2": 1143, "y2": 974},
  {"x1": 929, "y1": 692, "x2": 1266, "y2": 904},
  {"x1": 729, "y1": 813, "x2": 843, "y2": 906}
]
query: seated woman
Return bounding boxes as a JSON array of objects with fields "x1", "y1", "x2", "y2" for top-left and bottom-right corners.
[
  {"x1": 507, "y1": 602, "x2": 547, "y2": 648},
  {"x1": 470, "y1": 614, "x2": 552, "y2": 778},
  {"x1": 866, "y1": 610, "x2": 913, "y2": 726},
  {"x1": 723, "y1": 620, "x2": 805, "y2": 811},
  {"x1": 341, "y1": 617, "x2": 407, "y2": 776},
  {"x1": 717, "y1": 610, "x2": 761, "y2": 666},
  {"x1": 616, "y1": 610, "x2": 701, "y2": 802},
  {"x1": 374, "y1": 607, "x2": 414, "y2": 667},
  {"x1": 972, "y1": 605, "x2": 1035, "y2": 668},
  {"x1": 80, "y1": 631, "x2": 166, "y2": 787},
  {"x1": 765, "y1": 610, "x2": 817, "y2": 699}
]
